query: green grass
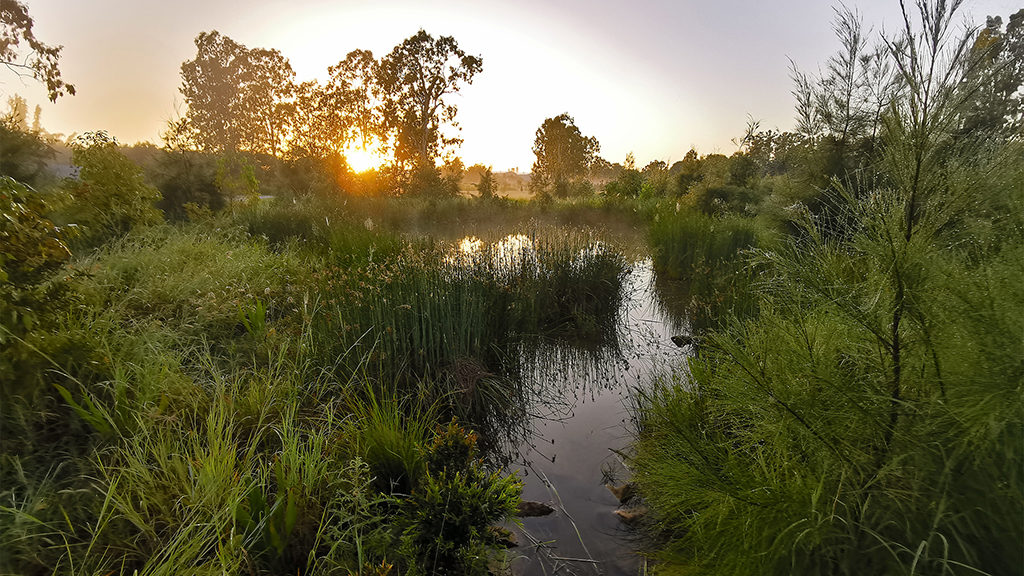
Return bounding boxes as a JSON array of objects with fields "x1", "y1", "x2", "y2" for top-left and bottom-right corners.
[
  {"x1": 631, "y1": 188, "x2": 1024, "y2": 575},
  {"x1": 648, "y1": 207, "x2": 775, "y2": 330},
  {"x1": 309, "y1": 233, "x2": 629, "y2": 388},
  {"x1": 1, "y1": 194, "x2": 633, "y2": 575}
]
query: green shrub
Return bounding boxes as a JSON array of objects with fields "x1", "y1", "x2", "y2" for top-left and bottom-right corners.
[
  {"x1": 400, "y1": 422, "x2": 520, "y2": 576},
  {"x1": 65, "y1": 131, "x2": 162, "y2": 245}
]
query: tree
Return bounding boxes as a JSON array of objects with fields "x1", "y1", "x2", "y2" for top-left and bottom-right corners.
[
  {"x1": 66, "y1": 132, "x2": 162, "y2": 243},
  {"x1": 474, "y1": 165, "x2": 496, "y2": 199},
  {"x1": 180, "y1": 31, "x2": 295, "y2": 155},
  {"x1": 376, "y1": 30, "x2": 482, "y2": 167},
  {"x1": 1, "y1": 0, "x2": 74, "y2": 101},
  {"x1": 291, "y1": 49, "x2": 378, "y2": 161},
  {"x1": 1, "y1": 96, "x2": 52, "y2": 185},
  {"x1": 530, "y1": 113, "x2": 599, "y2": 197},
  {"x1": 960, "y1": 10, "x2": 1024, "y2": 135}
]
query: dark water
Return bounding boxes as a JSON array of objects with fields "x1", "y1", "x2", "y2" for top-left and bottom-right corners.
[{"x1": 504, "y1": 258, "x2": 691, "y2": 576}]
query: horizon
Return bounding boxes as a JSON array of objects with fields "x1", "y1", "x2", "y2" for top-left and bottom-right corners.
[{"x1": 5, "y1": 0, "x2": 1018, "y2": 171}]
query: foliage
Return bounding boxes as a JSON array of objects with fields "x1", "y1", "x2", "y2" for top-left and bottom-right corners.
[
  {"x1": 0, "y1": 0, "x2": 75, "y2": 101},
  {"x1": 604, "y1": 158, "x2": 643, "y2": 198},
  {"x1": 0, "y1": 109, "x2": 53, "y2": 186},
  {"x1": 65, "y1": 131, "x2": 162, "y2": 244},
  {"x1": 180, "y1": 30, "x2": 295, "y2": 155},
  {"x1": 291, "y1": 49, "x2": 377, "y2": 160},
  {"x1": 474, "y1": 165, "x2": 496, "y2": 199},
  {"x1": 632, "y1": 3, "x2": 1024, "y2": 574},
  {"x1": 530, "y1": 113, "x2": 599, "y2": 197},
  {"x1": 400, "y1": 422, "x2": 521, "y2": 576},
  {"x1": 215, "y1": 151, "x2": 259, "y2": 205},
  {"x1": 376, "y1": 30, "x2": 483, "y2": 167},
  {"x1": 311, "y1": 234, "x2": 628, "y2": 387},
  {"x1": 153, "y1": 147, "x2": 222, "y2": 219},
  {"x1": 649, "y1": 208, "x2": 768, "y2": 329},
  {"x1": 0, "y1": 176, "x2": 75, "y2": 387},
  {"x1": 959, "y1": 9, "x2": 1024, "y2": 135}
]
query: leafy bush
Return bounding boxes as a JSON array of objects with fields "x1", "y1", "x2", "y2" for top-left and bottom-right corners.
[
  {"x1": 0, "y1": 177, "x2": 77, "y2": 387},
  {"x1": 65, "y1": 131, "x2": 162, "y2": 245},
  {"x1": 399, "y1": 421, "x2": 520, "y2": 576},
  {"x1": 0, "y1": 119, "x2": 53, "y2": 187}
]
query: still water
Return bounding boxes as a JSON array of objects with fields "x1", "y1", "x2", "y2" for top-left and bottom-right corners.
[{"x1": 454, "y1": 234, "x2": 692, "y2": 575}]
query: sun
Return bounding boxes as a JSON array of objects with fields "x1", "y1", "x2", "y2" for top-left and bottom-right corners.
[{"x1": 342, "y1": 143, "x2": 386, "y2": 173}]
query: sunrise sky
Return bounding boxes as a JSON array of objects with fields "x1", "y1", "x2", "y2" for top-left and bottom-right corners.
[{"x1": 6, "y1": 0, "x2": 1018, "y2": 171}]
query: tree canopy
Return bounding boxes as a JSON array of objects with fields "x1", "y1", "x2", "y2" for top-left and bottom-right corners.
[
  {"x1": 0, "y1": 0, "x2": 74, "y2": 101},
  {"x1": 530, "y1": 113, "x2": 599, "y2": 196},
  {"x1": 376, "y1": 30, "x2": 483, "y2": 167},
  {"x1": 179, "y1": 31, "x2": 296, "y2": 156}
]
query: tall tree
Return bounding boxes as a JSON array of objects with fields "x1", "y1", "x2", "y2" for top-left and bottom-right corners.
[
  {"x1": 959, "y1": 10, "x2": 1024, "y2": 135},
  {"x1": 530, "y1": 113, "x2": 599, "y2": 196},
  {"x1": 1, "y1": 0, "x2": 74, "y2": 101},
  {"x1": 180, "y1": 31, "x2": 295, "y2": 156},
  {"x1": 291, "y1": 49, "x2": 378, "y2": 160},
  {"x1": 376, "y1": 30, "x2": 482, "y2": 167}
]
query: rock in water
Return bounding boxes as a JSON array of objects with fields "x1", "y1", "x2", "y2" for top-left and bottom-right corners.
[
  {"x1": 614, "y1": 505, "x2": 648, "y2": 524},
  {"x1": 605, "y1": 482, "x2": 635, "y2": 503},
  {"x1": 671, "y1": 334, "x2": 696, "y2": 348},
  {"x1": 488, "y1": 526, "x2": 519, "y2": 548},
  {"x1": 516, "y1": 500, "x2": 555, "y2": 517}
]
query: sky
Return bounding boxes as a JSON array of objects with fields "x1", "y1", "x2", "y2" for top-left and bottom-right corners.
[{"x1": 6, "y1": 0, "x2": 1019, "y2": 172}]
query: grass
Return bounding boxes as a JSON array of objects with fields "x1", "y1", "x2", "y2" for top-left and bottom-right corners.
[
  {"x1": 309, "y1": 232, "x2": 629, "y2": 387},
  {"x1": 630, "y1": 184, "x2": 1024, "y2": 575},
  {"x1": 648, "y1": 207, "x2": 775, "y2": 330},
  {"x1": 1, "y1": 194, "x2": 631, "y2": 575}
]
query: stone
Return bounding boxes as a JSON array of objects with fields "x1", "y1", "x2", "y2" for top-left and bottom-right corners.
[{"x1": 516, "y1": 500, "x2": 555, "y2": 517}]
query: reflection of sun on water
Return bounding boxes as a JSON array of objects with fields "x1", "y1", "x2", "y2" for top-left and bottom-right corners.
[
  {"x1": 492, "y1": 234, "x2": 534, "y2": 265},
  {"x1": 458, "y1": 236, "x2": 484, "y2": 254},
  {"x1": 449, "y1": 234, "x2": 537, "y2": 269}
]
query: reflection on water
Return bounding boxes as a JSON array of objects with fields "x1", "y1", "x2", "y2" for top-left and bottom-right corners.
[
  {"x1": 448, "y1": 233, "x2": 538, "y2": 271},
  {"x1": 441, "y1": 234, "x2": 691, "y2": 574},
  {"x1": 447, "y1": 233, "x2": 690, "y2": 576},
  {"x1": 505, "y1": 258, "x2": 690, "y2": 576}
]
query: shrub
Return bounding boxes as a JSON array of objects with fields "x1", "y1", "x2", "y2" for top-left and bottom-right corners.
[
  {"x1": 65, "y1": 131, "x2": 162, "y2": 245},
  {"x1": 399, "y1": 422, "x2": 520, "y2": 576}
]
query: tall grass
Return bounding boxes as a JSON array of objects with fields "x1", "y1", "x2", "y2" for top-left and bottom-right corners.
[
  {"x1": 648, "y1": 209, "x2": 774, "y2": 330},
  {"x1": 630, "y1": 3, "x2": 1024, "y2": 567},
  {"x1": 310, "y1": 234, "x2": 629, "y2": 388},
  {"x1": 2, "y1": 195, "x2": 634, "y2": 574},
  {"x1": 632, "y1": 191, "x2": 1023, "y2": 574}
]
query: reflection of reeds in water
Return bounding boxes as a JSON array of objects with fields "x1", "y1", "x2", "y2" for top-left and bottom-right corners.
[
  {"x1": 648, "y1": 210, "x2": 770, "y2": 332},
  {"x1": 306, "y1": 232, "x2": 630, "y2": 466}
]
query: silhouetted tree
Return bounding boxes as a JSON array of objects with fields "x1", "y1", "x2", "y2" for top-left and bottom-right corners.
[
  {"x1": 180, "y1": 31, "x2": 295, "y2": 156},
  {"x1": 376, "y1": 30, "x2": 482, "y2": 168},
  {"x1": 530, "y1": 113, "x2": 599, "y2": 197},
  {"x1": 1, "y1": 0, "x2": 74, "y2": 101},
  {"x1": 474, "y1": 165, "x2": 496, "y2": 199},
  {"x1": 291, "y1": 49, "x2": 378, "y2": 161},
  {"x1": 1, "y1": 97, "x2": 52, "y2": 185}
]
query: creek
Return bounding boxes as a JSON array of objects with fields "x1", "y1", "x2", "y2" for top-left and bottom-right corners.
[{"x1": 451, "y1": 234, "x2": 692, "y2": 575}]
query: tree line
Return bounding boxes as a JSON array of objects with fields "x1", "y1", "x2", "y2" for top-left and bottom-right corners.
[{"x1": 171, "y1": 28, "x2": 481, "y2": 192}]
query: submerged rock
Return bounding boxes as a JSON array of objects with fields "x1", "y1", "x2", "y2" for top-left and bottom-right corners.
[
  {"x1": 516, "y1": 500, "x2": 555, "y2": 517},
  {"x1": 614, "y1": 505, "x2": 648, "y2": 524},
  {"x1": 488, "y1": 526, "x2": 518, "y2": 548},
  {"x1": 671, "y1": 334, "x2": 698, "y2": 348},
  {"x1": 605, "y1": 482, "x2": 636, "y2": 503}
]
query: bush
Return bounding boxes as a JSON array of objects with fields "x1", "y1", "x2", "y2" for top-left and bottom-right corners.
[
  {"x1": 400, "y1": 422, "x2": 520, "y2": 575},
  {"x1": 0, "y1": 177, "x2": 77, "y2": 388},
  {"x1": 65, "y1": 132, "x2": 162, "y2": 245}
]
